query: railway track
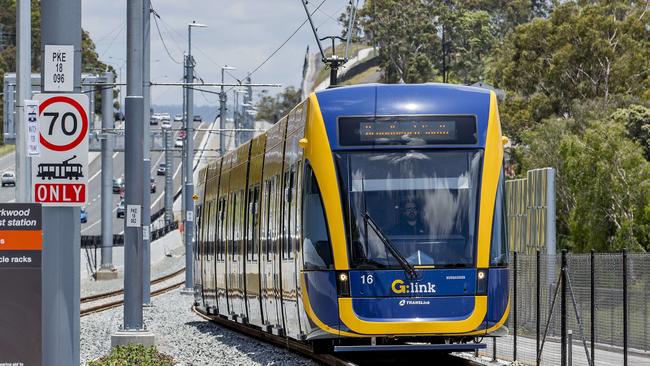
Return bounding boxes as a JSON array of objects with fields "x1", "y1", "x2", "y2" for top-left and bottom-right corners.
[
  {"x1": 80, "y1": 268, "x2": 186, "y2": 317},
  {"x1": 192, "y1": 307, "x2": 484, "y2": 366}
]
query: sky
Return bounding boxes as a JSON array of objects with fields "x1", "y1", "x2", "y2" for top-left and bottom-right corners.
[{"x1": 81, "y1": 0, "x2": 352, "y2": 106}]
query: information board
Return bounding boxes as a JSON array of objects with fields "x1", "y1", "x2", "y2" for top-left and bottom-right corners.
[
  {"x1": 43, "y1": 45, "x2": 74, "y2": 92},
  {"x1": 0, "y1": 203, "x2": 42, "y2": 365}
]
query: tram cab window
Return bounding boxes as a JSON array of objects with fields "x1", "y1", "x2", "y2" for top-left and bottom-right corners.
[
  {"x1": 302, "y1": 164, "x2": 333, "y2": 270},
  {"x1": 490, "y1": 168, "x2": 508, "y2": 267},
  {"x1": 336, "y1": 150, "x2": 482, "y2": 269}
]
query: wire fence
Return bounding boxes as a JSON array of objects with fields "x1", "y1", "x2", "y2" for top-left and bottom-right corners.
[{"x1": 478, "y1": 250, "x2": 650, "y2": 366}]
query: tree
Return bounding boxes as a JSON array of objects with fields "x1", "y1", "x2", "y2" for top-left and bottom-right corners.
[
  {"x1": 338, "y1": 3, "x2": 364, "y2": 43},
  {"x1": 488, "y1": 0, "x2": 650, "y2": 133},
  {"x1": 254, "y1": 87, "x2": 302, "y2": 124},
  {"x1": 612, "y1": 104, "x2": 650, "y2": 160},
  {"x1": 521, "y1": 111, "x2": 650, "y2": 252}
]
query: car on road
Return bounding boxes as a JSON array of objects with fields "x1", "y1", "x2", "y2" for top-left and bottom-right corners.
[
  {"x1": 161, "y1": 120, "x2": 172, "y2": 129},
  {"x1": 116, "y1": 200, "x2": 125, "y2": 218},
  {"x1": 193, "y1": 115, "x2": 202, "y2": 122},
  {"x1": 174, "y1": 138, "x2": 183, "y2": 148},
  {"x1": 80, "y1": 208, "x2": 87, "y2": 223},
  {"x1": 173, "y1": 114, "x2": 183, "y2": 122},
  {"x1": 161, "y1": 113, "x2": 171, "y2": 121},
  {"x1": 150, "y1": 115, "x2": 161, "y2": 125},
  {"x1": 112, "y1": 177, "x2": 124, "y2": 193},
  {"x1": 150, "y1": 177, "x2": 156, "y2": 193},
  {"x1": 1, "y1": 171, "x2": 16, "y2": 187},
  {"x1": 157, "y1": 163, "x2": 167, "y2": 176}
]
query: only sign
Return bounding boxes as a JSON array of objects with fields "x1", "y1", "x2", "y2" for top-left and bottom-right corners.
[{"x1": 31, "y1": 94, "x2": 89, "y2": 206}]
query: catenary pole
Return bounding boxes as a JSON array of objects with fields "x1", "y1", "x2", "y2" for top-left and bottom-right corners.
[
  {"x1": 15, "y1": 0, "x2": 31, "y2": 202},
  {"x1": 183, "y1": 22, "x2": 205, "y2": 291},
  {"x1": 164, "y1": 127, "x2": 173, "y2": 225},
  {"x1": 111, "y1": 0, "x2": 154, "y2": 346},
  {"x1": 142, "y1": 0, "x2": 152, "y2": 305},
  {"x1": 40, "y1": 0, "x2": 81, "y2": 364},
  {"x1": 98, "y1": 71, "x2": 116, "y2": 279}
]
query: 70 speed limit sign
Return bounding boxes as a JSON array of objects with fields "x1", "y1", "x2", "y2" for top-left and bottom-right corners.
[{"x1": 31, "y1": 93, "x2": 89, "y2": 206}]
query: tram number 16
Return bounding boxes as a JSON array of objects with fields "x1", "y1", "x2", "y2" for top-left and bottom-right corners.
[
  {"x1": 44, "y1": 112, "x2": 78, "y2": 136},
  {"x1": 361, "y1": 274, "x2": 374, "y2": 285}
]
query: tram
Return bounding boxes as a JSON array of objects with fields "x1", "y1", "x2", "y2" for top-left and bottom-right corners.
[{"x1": 194, "y1": 83, "x2": 509, "y2": 352}]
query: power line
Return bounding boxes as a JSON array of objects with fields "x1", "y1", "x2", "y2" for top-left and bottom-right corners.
[
  {"x1": 246, "y1": 0, "x2": 329, "y2": 80},
  {"x1": 151, "y1": 7, "x2": 182, "y2": 65}
]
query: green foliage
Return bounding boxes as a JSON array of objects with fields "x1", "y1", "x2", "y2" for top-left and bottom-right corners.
[
  {"x1": 489, "y1": 0, "x2": 650, "y2": 136},
  {"x1": 521, "y1": 111, "x2": 650, "y2": 252},
  {"x1": 612, "y1": 104, "x2": 650, "y2": 160},
  {"x1": 88, "y1": 345, "x2": 174, "y2": 366},
  {"x1": 254, "y1": 86, "x2": 302, "y2": 124}
]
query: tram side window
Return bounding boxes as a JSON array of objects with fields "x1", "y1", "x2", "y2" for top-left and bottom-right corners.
[
  {"x1": 247, "y1": 185, "x2": 260, "y2": 262},
  {"x1": 302, "y1": 164, "x2": 333, "y2": 270},
  {"x1": 490, "y1": 168, "x2": 509, "y2": 267},
  {"x1": 218, "y1": 198, "x2": 226, "y2": 261},
  {"x1": 231, "y1": 193, "x2": 238, "y2": 261},
  {"x1": 265, "y1": 179, "x2": 273, "y2": 262},
  {"x1": 283, "y1": 169, "x2": 295, "y2": 260}
]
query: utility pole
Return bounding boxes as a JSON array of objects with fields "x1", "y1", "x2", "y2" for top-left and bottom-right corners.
[
  {"x1": 219, "y1": 65, "x2": 235, "y2": 154},
  {"x1": 142, "y1": 0, "x2": 152, "y2": 306},
  {"x1": 183, "y1": 21, "x2": 206, "y2": 292},
  {"x1": 40, "y1": 0, "x2": 82, "y2": 363},
  {"x1": 112, "y1": 0, "x2": 154, "y2": 347},
  {"x1": 97, "y1": 71, "x2": 117, "y2": 280},
  {"x1": 15, "y1": 0, "x2": 31, "y2": 202}
]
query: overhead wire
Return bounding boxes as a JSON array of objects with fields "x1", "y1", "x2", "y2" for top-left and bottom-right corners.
[{"x1": 151, "y1": 6, "x2": 183, "y2": 65}]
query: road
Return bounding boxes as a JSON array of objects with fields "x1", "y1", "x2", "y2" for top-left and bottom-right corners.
[{"x1": 0, "y1": 118, "x2": 209, "y2": 236}]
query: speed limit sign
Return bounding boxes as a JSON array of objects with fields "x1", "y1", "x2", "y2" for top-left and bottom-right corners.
[{"x1": 31, "y1": 93, "x2": 89, "y2": 206}]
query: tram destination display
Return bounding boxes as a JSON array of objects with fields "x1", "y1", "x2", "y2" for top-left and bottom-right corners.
[
  {"x1": 338, "y1": 115, "x2": 477, "y2": 146},
  {"x1": 31, "y1": 93, "x2": 89, "y2": 206}
]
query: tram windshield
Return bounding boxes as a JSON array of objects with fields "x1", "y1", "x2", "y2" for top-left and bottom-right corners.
[{"x1": 335, "y1": 150, "x2": 482, "y2": 269}]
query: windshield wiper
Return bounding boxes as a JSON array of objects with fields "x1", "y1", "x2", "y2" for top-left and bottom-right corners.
[{"x1": 363, "y1": 211, "x2": 418, "y2": 280}]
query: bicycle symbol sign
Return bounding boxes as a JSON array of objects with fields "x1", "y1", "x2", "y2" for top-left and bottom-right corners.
[{"x1": 31, "y1": 93, "x2": 89, "y2": 206}]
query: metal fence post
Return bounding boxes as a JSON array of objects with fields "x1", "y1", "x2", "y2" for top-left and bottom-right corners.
[
  {"x1": 513, "y1": 250, "x2": 518, "y2": 362},
  {"x1": 536, "y1": 249, "x2": 541, "y2": 366},
  {"x1": 492, "y1": 338, "x2": 497, "y2": 362},
  {"x1": 568, "y1": 330, "x2": 573, "y2": 366},
  {"x1": 623, "y1": 249, "x2": 628, "y2": 366},
  {"x1": 561, "y1": 249, "x2": 568, "y2": 366},
  {"x1": 590, "y1": 249, "x2": 595, "y2": 365}
]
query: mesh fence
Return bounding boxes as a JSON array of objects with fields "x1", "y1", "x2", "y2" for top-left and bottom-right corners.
[{"x1": 478, "y1": 251, "x2": 650, "y2": 366}]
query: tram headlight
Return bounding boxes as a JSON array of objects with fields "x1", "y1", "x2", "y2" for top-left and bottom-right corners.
[
  {"x1": 476, "y1": 269, "x2": 488, "y2": 295},
  {"x1": 337, "y1": 271, "x2": 350, "y2": 297}
]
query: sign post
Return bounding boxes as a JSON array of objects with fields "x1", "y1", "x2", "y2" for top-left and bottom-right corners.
[
  {"x1": 0, "y1": 203, "x2": 42, "y2": 365},
  {"x1": 31, "y1": 94, "x2": 89, "y2": 205}
]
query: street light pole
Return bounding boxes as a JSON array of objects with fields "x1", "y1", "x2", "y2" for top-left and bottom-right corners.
[
  {"x1": 219, "y1": 65, "x2": 235, "y2": 154},
  {"x1": 183, "y1": 21, "x2": 206, "y2": 293}
]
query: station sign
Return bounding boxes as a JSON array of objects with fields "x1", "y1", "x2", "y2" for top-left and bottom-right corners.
[
  {"x1": 0, "y1": 203, "x2": 42, "y2": 365},
  {"x1": 31, "y1": 93, "x2": 89, "y2": 206}
]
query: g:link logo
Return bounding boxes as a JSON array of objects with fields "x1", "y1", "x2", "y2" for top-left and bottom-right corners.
[{"x1": 391, "y1": 279, "x2": 436, "y2": 294}]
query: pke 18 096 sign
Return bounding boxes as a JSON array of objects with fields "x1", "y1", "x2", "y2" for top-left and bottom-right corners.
[
  {"x1": 31, "y1": 94, "x2": 89, "y2": 206},
  {"x1": 44, "y1": 45, "x2": 74, "y2": 92}
]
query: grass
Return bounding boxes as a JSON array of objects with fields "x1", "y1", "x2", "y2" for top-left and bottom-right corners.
[
  {"x1": 88, "y1": 345, "x2": 175, "y2": 366},
  {"x1": 0, "y1": 144, "x2": 15, "y2": 158},
  {"x1": 341, "y1": 65, "x2": 381, "y2": 86}
]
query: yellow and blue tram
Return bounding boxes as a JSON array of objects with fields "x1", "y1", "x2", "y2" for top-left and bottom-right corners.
[{"x1": 194, "y1": 83, "x2": 509, "y2": 352}]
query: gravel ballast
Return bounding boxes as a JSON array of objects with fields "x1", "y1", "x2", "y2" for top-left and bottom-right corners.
[{"x1": 81, "y1": 289, "x2": 317, "y2": 366}]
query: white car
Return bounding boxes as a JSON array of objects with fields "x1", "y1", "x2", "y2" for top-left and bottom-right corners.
[
  {"x1": 161, "y1": 120, "x2": 172, "y2": 129},
  {"x1": 174, "y1": 138, "x2": 184, "y2": 148},
  {"x1": 173, "y1": 114, "x2": 183, "y2": 122},
  {"x1": 1, "y1": 171, "x2": 15, "y2": 187}
]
